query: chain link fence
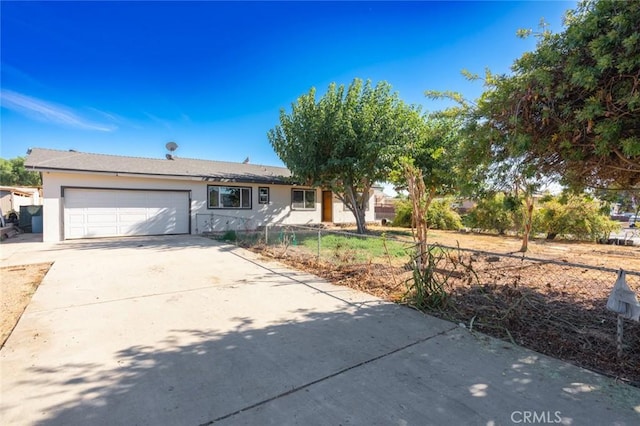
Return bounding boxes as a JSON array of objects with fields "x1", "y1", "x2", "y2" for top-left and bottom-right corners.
[{"x1": 210, "y1": 222, "x2": 640, "y2": 385}]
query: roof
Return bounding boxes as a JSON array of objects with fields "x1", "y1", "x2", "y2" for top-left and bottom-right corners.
[
  {"x1": 24, "y1": 148, "x2": 292, "y2": 185},
  {"x1": 0, "y1": 186, "x2": 40, "y2": 196}
]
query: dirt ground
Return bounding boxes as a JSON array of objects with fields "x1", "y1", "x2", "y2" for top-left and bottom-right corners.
[
  {"x1": 0, "y1": 262, "x2": 52, "y2": 348},
  {"x1": 2, "y1": 228, "x2": 639, "y2": 386},
  {"x1": 251, "y1": 227, "x2": 640, "y2": 387}
]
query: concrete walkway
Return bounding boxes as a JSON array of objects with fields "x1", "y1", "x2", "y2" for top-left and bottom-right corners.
[{"x1": 1, "y1": 235, "x2": 638, "y2": 425}]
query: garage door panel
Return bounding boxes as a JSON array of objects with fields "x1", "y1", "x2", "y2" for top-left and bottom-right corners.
[
  {"x1": 64, "y1": 189, "x2": 189, "y2": 239},
  {"x1": 87, "y1": 212, "x2": 119, "y2": 223}
]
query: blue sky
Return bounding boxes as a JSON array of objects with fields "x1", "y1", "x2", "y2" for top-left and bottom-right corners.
[{"x1": 1, "y1": 1, "x2": 575, "y2": 167}]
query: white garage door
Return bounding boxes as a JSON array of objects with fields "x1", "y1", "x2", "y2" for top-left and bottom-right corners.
[{"x1": 64, "y1": 189, "x2": 189, "y2": 239}]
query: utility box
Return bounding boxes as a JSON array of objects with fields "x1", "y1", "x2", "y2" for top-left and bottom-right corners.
[
  {"x1": 31, "y1": 215, "x2": 43, "y2": 233},
  {"x1": 19, "y1": 205, "x2": 43, "y2": 233}
]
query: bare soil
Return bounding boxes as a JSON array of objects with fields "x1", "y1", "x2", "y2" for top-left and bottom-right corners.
[
  {"x1": 249, "y1": 227, "x2": 640, "y2": 387},
  {"x1": 0, "y1": 262, "x2": 52, "y2": 348}
]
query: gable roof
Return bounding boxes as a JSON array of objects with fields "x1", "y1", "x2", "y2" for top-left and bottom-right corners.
[{"x1": 24, "y1": 148, "x2": 292, "y2": 185}]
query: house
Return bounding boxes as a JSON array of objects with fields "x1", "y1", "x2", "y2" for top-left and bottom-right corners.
[
  {"x1": 24, "y1": 148, "x2": 375, "y2": 242},
  {"x1": 372, "y1": 185, "x2": 398, "y2": 222}
]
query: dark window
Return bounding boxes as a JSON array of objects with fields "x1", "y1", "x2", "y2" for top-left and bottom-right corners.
[
  {"x1": 292, "y1": 189, "x2": 316, "y2": 210},
  {"x1": 208, "y1": 185, "x2": 252, "y2": 209},
  {"x1": 258, "y1": 187, "x2": 269, "y2": 204}
]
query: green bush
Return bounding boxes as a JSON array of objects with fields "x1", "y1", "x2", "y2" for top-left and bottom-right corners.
[
  {"x1": 533, "y1": 194, "x2": 620, "y2": 241},
  {"x1": 427, "y1": 199, "x2": 463, "y2": 230},
  {"x1": 465, "y1": 192, "x2": 514, "y2": 234},
  {"x1": 392, "y1": 199, "x2": 413, "y2": 227},
  {"x1": 392, "y1": 198, "x2": 462, "y2": 230},
  {"x1": 221, "y1": 230, "x2": 237, "y2": 241}
]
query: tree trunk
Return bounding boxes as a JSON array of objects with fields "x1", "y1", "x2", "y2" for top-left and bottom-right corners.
[
  {"x1": 346, "y1": 185, "x2": 367, "y2": 234},
  {"x1": 519, "y1": 195, "x2": 534, "y2": 252},
  {"x1": 403, "y1": 163, "x2": 434, "y2": 271}
]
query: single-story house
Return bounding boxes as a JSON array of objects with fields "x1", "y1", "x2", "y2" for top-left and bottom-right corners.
[{"x1": 24, "y1": 148, "x2": 375, "y2": 242}]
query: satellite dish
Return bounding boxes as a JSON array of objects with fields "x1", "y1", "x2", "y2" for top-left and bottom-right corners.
[{"x1": 166, "y1": 141, "x2": 178, "y2": 152}]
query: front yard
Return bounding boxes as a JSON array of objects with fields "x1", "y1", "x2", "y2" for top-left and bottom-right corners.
[{"x1": 243, "y1": 225, "x2": 640, "y2": 386}]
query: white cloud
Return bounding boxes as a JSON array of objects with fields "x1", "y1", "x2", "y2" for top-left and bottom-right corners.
[{"x1": 0, "y1": 89, "x2": 116, "y2": 132}]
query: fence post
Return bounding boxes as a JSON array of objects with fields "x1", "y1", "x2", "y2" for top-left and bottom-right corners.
[
  {"x1": 617, "y1": 315, "x2": 624, "y2": 359},
  {"x1": 265, "y1": 224, "x2": 269, "y2": 245}
]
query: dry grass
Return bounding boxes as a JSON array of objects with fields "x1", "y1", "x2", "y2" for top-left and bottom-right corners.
[{"x1": 247, "y1": 227, "x2": 640, "y2": 387}]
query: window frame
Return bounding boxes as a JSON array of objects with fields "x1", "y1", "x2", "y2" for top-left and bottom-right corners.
[
  {"x1": 207, "y1": 185, "x2": 252, "y2": 209},
  {"x1": 258, "y1": 187, "x2": 270, "y2": 205},
  {"x1": 291, "y1": 188, "x2": 316, "y2": 210}
]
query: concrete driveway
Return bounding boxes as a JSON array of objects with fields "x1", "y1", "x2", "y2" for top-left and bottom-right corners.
[{"x1": 1, "y1": 235, "x2": 638, "y2": 425}]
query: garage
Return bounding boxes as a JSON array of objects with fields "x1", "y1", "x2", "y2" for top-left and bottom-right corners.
[{"x1": 64, "y1": 188, "x2": 190, "y2": 239}]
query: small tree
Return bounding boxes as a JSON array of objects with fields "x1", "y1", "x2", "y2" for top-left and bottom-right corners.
[{"x1": 268, "y1": 78, "x2": 423, "y2": 233}]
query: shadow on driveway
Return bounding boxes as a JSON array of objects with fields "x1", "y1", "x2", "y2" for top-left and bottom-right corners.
[{"x1": 5, "y1": 302, "x2": 640, "y2": 425}]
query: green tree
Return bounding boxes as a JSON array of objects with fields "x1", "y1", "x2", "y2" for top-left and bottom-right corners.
[
  {"x1": 0, "y1": 157, "x2": 41, "y2": 186},
  {"x1": 487, "y1": 0, "x2": 640, "y2": 189},
  {"x1": 268, "y1": 78, "x2": 422, "y2": 233},
  {"x1": 386, "y1": 110, "x2": 465, "y2": 264}
]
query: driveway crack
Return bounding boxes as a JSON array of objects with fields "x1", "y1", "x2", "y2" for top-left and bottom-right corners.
[{"x1": 199, "y1": 324, "x2": 457, "y2": 425}]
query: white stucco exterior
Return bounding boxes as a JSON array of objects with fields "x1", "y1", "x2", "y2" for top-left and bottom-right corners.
[{"x1": 40, "y1": 171, "x2": 375, "y2": 242}]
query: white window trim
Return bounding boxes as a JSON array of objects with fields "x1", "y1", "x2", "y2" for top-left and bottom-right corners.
[
  {"x1": 258, "y1": 187, "x2": 270, "y2": 205},
  {"x1": 292, "y1": 189, "x2": 316, "y2": 210},
  {"x1": 208, "y1": 185, "x2": 252, "y2": 209}
]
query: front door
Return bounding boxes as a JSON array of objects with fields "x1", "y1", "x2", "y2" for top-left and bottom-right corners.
[{"x1": 322, "y1": 191, "x2": 333, "y2": 222}]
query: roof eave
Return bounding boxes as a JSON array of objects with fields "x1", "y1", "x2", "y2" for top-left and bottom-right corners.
[{"x1": 31, "y1": 166, "x2": 292, "y2": 185}]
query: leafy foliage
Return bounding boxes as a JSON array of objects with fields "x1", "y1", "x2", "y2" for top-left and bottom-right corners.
[
  {"x1": 477, "y1": 0, "x2": 640, "y2": 189},
  {"x1": 464, "y1": 192, "x2": 514, "y2": 235},
  {"x1": 0, "y1": 157, "x2": 41, "y2": 186},
  {"x1": 268, "y1": 78, "x2": 422, "y2": 233},
  {"x1": 393, "y1": 198, "x2": 462, "y2": 231},
  {"x1": 533, "y1": 194, "x2": 620, "y2": 241}
]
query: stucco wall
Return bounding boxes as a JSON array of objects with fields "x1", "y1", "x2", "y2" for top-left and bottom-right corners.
[{"x1": 40, "y1": 171, "x2": 374, "y2": 242}]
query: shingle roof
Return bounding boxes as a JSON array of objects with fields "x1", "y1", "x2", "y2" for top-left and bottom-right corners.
[{"x1": 24, "y1": 148, "x2": 292, "y2": 184}]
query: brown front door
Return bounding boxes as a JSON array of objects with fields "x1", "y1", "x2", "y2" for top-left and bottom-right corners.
[{"x1": 322, "y1": 191, "x2": 333, "y2": 222}]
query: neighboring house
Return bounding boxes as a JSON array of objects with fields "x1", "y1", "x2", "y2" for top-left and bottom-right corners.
[
  {"x1": 372, "y1": 185, "x2": 398, "y2": 222},
  {"x1": 0, "y1": 186, "x2": 42, "y2": 216},
  {"x1": 24, "y1": 148, "x2": 375, "y2": 242}
]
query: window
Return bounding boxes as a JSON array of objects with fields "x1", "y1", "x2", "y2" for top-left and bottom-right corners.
[
  {"x1": 258, "y1": 187, "x2": 269, "y2": 204},
  {"x1": 292, "y1": 189, "x2": 316, "y2": 210},
  {"x1": 208, "y1": 185, "x2": 251, "y2": 209}
]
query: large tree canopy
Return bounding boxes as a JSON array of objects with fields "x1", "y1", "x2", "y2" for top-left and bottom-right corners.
[
  {"x1": 476, "y1": 0, "x2": 640, "y2": 189},
  {"x1": 268, "y1": 78, "x2": 423, "y2": 233},
  {"x1": 0, "y1": 157, "x2": 41, "y2": 186}
]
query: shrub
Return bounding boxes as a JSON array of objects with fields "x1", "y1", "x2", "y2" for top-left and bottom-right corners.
[
  {"x1": 534, "y1": 194, "x2": 620, "y2": 241},
  {"x1": 392, "y1": 199, "x2": 413, "y2": 227},
  {"x1": 392, "y1": 198, "x2": 462, "y2": 230},
  {"x1": 465, "y1": 192, "x2": 514, "y2": 234},
  {"x1": 221, "y1": 230, "x2": 237, "y2": 241},
  {"x1": 426, "y1": 199, "x2": 463, "y2": 230}
]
